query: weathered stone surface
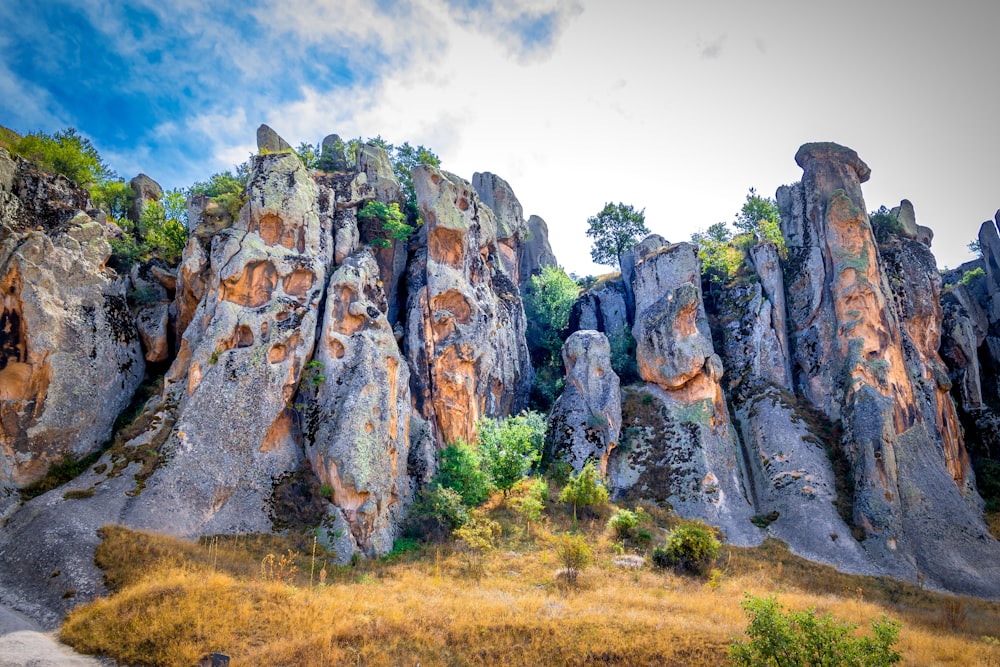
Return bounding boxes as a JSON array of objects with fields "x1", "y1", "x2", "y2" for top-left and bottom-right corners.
[
  {"x1": 404, "y1": 166, "x2": 532, "y2": 447},
  {"x1": 124, "y1": 149, "x2": 328, "y2": 536},
  {"x1": 127, "y1": 173, "x2": 163, "y2": 224},
  {"x1": 614, "y1": 240, "x2": 758, "y2": 545},
  {"x1": 0, "y1": 193, "x2": 143, "y2": 504},
  {"x1": 303, "y1": 250, "x2": 411, "y2": 556},
  {"x1": 135, "y1": 301, "x2": 170, "y2": 363},
  {"x1": 256, "y1": 124, "x2": 292, "y2": 154},
  {"x1": 356, "y1": 144, "x2": 400, "y2": 204},
  {"x1": 545, "y1": 331, "x2": 621, "y2": 473},
  {"x1": 720, "y1": 280, "x2": 791, "y2": 393},
  {"x1": 620, "y1": 234, "x2": 668, "y2": 322},
  {"x1": 569, "y1": 278, "x2": 628, "y2": 338},
  {"x1": 518, "y1": 214, "x2": 557, "y2": 289},
  {"x1": 0, "y1": 150, "x2": 89, "y2": 235},
  {"x1": 778, "y1": 142, "x2": 999, "y2": 595},
  {"x1": 632, "y1": 243, "x2": 716, "y2": 389},
  {"x1": 473, "y1": 172, "x2": 527, "y2": 284},
  {"x1": 748, "y1": 242, "x2": 792, "y2": 389}
]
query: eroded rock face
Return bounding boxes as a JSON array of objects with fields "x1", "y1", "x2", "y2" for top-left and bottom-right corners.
[
  {"x1": 612, "y1": 241, "x2": 759, "y2": 545},
  {"x1": 519, "y1": 214, "x2": 557, "y2": 289},
  {"x1": 303, "y1": 250, "x2": 410, "y2": 557},
  {"x1": 127, "y1": 173, "x2": 163, "y2": 224},
  {"x1": 569, "y1": 278, "x2": 628, "y2": 338},
  {"x1": 405, "y1": 166, "x2": 532, "y2": 447},
  {"x1": 778, "y1": 142, "x2": 999, "y2": 595},
  {"x1": 546, "y1": 331, "x2": 621, "y2": 473},
  {"x1": 620, "y1": 234, "x2": 668, "y2": 321},
  {"x1": 124, "y1": 146, "x2": 328, "y2": 536},
  {"x1": 0, "y1": 157, "x2": 143, "y2": 512},
  {"x1": 472, "y1": 172, "x2": 527, "y2": 285}
]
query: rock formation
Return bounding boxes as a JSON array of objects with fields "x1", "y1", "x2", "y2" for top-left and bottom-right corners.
[
  {"x1": 0, "y1": 149, "x2": 144, "y2": 518},
  {"x1": 519, "y1": 215, "x2": 557, "y2": 288},
  {"x1": 545, "y1": 330, "x2": 621, "y2": 473},
  {"x1": 404, "y1": 166, "x2": 532, "y2": 448},
  {"x1": 609, "y1": 241, "x2": 760, "y2": 546}
]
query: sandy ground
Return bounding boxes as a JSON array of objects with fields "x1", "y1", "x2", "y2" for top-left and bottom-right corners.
[{"x1": 0, "y1": 604, "x2": 108, "y2": 667}]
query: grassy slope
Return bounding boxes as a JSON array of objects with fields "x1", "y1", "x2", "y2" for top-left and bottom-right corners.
[{"x1": 61, "y1": 489, "x2": 1000, "y2": 667}]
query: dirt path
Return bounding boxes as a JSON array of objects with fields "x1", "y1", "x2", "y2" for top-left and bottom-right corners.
[{"x1": 0, "y1": 604, "x2": 107, "y2": 667}]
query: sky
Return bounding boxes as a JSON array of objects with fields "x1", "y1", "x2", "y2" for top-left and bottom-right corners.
[{"x1": 2, "y1": 0, "x2": 998, "y2": 276}]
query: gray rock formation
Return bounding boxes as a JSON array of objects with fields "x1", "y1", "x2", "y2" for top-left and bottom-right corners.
[
  {"x1": 404, "y1": 166, "x2": 532, "y2": 447},
  {"x1": 0, "y1": 152, "x2": 144, "y2": 515},
  {"x1": 127, "y1": 173, "x2": 163, "y2": 225},
  {"x1": 569, "y1": 278, "x2": 628, "y2": 338},
  {"x1": 320, "y1": 134, "x2": 350, "y2": 172},
  {"x1": 611, "y1": 241, "x2": 759, "y2": 545},
  {"x1": 256, "y1": 123, "x2": 292, "y2": 153},
  {"x1": 620, "y1": 233, "x2": 668, "y2": 321},
  {"x1": 472, "y1": 172, "x2": 527, "y2": 285},
  {"x1": 303, "y1": 250, "x2": 411, "y2": 557},
  {"x1": 546, "y1": 330, "x2": 621, "y2": 473},
  {"x1": 518, "y1": 215, "x2": 557, "y2": 289},
  {"x1": 778, "y1": 142, "x2": 1000, "y2": 596}
]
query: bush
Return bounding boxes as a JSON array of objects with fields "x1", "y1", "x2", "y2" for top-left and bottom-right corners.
[
  {"x1": 358, "y1": 200, "x2": 412, "y2": 247},
  {"x1": 436, "y1": 440, "x2": 492, "y2": 507},
  {"x1": 608, "y1": 324, "x2": 639, "y2": 384},
  {"x1": 403, "y1": 486, "x2": 469, "y2": 541},
  {"x1": 729, "y1": 593, "x2": 902, "y2": 666},
  {"x1": 478, "y1": 411, "x2": 546, "y2": 495},
  {"x1": 11, "y1": 128, "x2": 112, "y2": 187},
  {"x1": 511, "y1": 478, "x2": 548, "y2": 532},
  {"x1": 558, "y1": 461, "x2": 609, "y2": 524},
  {"x1": 651, "y1": 520, "x2": 720, "y2": 576},
  {"x1": 607, "y1": 508, "x2": 641, "y2": 540},
  {"x1": 554, "y1": 533, "x2": 591, "y2": 584}
]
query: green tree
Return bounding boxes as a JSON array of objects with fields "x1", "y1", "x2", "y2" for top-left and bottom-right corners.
[
  {"x1": 295, "y1": 142, "x2": 320, "y2": 169},
  {"x1": 730, "y1": 594, "x2": 902, "y2": 667},
  {"x1": 651, "y1": 520, "x2": 720, "y2": 576},
  {"x1": 735, "y1": 188, "x2": 786, "y2": 256},
  {"x1": 554, "y1": 533, "x2": 591, "y2": 584},
  {"x1": 358, "y1": 200, "x2": 411, "y2": 248},
  {"x1": 189, "y1": 168, "x2": 249, "y2": 221},
  {"x1": 586, "y1": 202, "x2": 650, "y2": 271},
  {"x1": 138, "y1": 200, "x2": 188, "y2": 265},
  {"x1": 692, "y1": 222, "x2": 743, "y2": 286},
  {"x1": 523, "y1": 265, "x2": 579, "y2": 362},
  {"x1": 12, "y1": 128, "x2": 113, "y2": 187},
  {"x1": 477, "y1": 411, "x2": 546, "y2": 495},
  {"x1": 558, "y1": 461, "x2": 609, "y2": 526},
  {"x1": 391, "y1": 141, "x2": 440, "y2": 225},
  {"x1": 90, "y1": 179, "x2": 134, "y2": 223},
  {"x1": 436, "y1": 440, "x2": 492, "y2": 507}
]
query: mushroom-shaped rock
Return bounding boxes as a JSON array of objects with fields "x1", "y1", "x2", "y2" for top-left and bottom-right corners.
[{"x1": 546, "y1": 330, "x2": 621, "y2": 473}]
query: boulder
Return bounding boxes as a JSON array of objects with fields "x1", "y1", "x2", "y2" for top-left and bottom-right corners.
[
  {"x1": 303, "y1": 250, "x2": 411, "y2": 556},
  {"x1": 356, "y1": 144, "x2": 400, "y2": 204},
  {"x1": 568, "y1": 278, "x2": 628, "y2": 338},
  {"x1": 127, "y1": 173, "x2": 163, "y2": 225},
  {"x1": 545, "y1": 331, "x2": 621, "y2": 473},
  {"x1": 320, "y1": 134, "x2": 350, "y2": 172},
  {"x1": 404, "y1": 166, "x2": 532, "y2": 447},
  {"x1": 256, "y1": 124, "x2": 292, "y2": 154}
]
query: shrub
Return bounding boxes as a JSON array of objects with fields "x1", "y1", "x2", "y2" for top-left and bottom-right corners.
[
  {"x1": 436, "y1": 440, "x2": 492, "y2": 507},
  {"x1": 651, "y1": 520, "x2": 720, "y2": 576},
  {"x1": 558, "y1": 461, "x2": 609, "y2": 524},
  {"x1": 404, "y1": 486, "x2": 469, "y2": 540},
  {"x1": 607, "y1": 508, "x2": 641, "y2": 540},
  {"x1": 11, "y1": 128, "x2": 112, "y2": 187},
  {"x1": 608, "y1": 324, "x2": 639, "y2": 384},
  {"x1": 358, "y1": 200, "x2": 412, "y2": 247},
  {"x1": 729, "y1": 593, "x2": 902, "y2": 666},
  {"x1": 478, "y1": 411, "x2": 546, "y2": 495},
  {"x1": 554, "y1": 533, "x2": 591, "y2": 584},
  {"x1": 870, "y1": 206, "x2": 903, "y2": 245},
  {"x1": 139, "y1": 200, "x2": 187, "y2": 265},
  {"x1": 454, "y1": 517, "x2": 501, "y2": 577},
  {"x1": 511, "y1": 478, "x2": 549, "y2": 532}
]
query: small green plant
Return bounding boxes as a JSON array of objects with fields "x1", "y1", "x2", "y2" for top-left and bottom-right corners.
[
  {"x1": 959, "y1": 266, "x2": 986, "y2": 287},
  {"x1": 318, "y1": 483, "x2": 334, "y2": 500},
  {"x1": 729, "y1": 593, "x2": 902, "y2": 666},
  {"x1": 209, "y1": 350, "x2": 220, "y2": 365},
  {"x1": 477, "y1": 411, "x2": 546, "y2": 495},
  {"x1": 303, "y1": 360, "x2": 326, "y2": 388},
  {"x1": 454, "y1": 517, "x2": 501, "y2": 578},
  {"x1": 607, "y1": 508, "x2": 641, "y2": 540},
  {"x1": 558, "y1": 461, "x2": 609, "y2": 526},
  {"x1": 511, "y1": 478, "x2": 548, "y2": 534},
  {"x1": 651, "y1": 520, "x2": 720, "y2": 576},
  {"x1": 63, "y1": 488, "x2": 95, "y2": 500},
  {"x1": 751, "y1": 511, "x2": 780, "y2": 528},
  {"x1": 554, "y1": 533, "x2": 591, "y2": 584}
]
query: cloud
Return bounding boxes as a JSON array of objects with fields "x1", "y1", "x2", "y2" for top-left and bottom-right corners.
[{"x1": 698, "y1": 34, "x2": 727, "y2": 59}]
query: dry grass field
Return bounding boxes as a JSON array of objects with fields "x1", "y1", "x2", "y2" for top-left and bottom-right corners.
[{"x1": 60, "y1": 487, "x2": 1000, "y2": 667}]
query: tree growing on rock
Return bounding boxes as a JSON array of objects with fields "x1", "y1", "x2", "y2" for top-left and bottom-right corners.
[{"x1": 586, "y1": 202, "x2": 650, "y2": 273}]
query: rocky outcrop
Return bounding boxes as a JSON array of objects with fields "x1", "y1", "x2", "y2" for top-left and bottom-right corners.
[
  {"x1": 124, "y1": 137, "x2": 328, "y2": 536},
  {"x1": 127, "y1": 173, "x2": 162, "y2": 225},
  {"x1": 778, "y1": 142, "x2": 999, "y2": 596},
  {"x1": 0, "y1": 151, "x2": 143, "y2": 515},
  {"x1": 472, "y1": 172, "x2": 527, "y2": 285},
  {"x1": 568, "y1": 278, "x2": 628, "y2": 338},
  {"x1": 256, "y1": 123, "x2": 292, "y2": 154},
  {"x1": 320, "y1": 134, "x2": 350, "y2": 172},
  {"x1": 303, "y1": 250, "x2": 410, "y2": 557},
  {"x1": 620, "y1": 234, "x2": 668, "y2": 321},
  {"x1": 405, "y1": 166, "x2": 532, "y2": 447},
  {"x1": 545, "y1": 331, "x2": 621, "y2": 473},
  {"x1": 519, "y1": 215, "x2": 557, "y2": 289},
  {"x1": 610, "y1": 241, "x2": 759, "y2": 545},
  {"x1": 890, "y1": 199, "x2": 933, "y2": 247}
]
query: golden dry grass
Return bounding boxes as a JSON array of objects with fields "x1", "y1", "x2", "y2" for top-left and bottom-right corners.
[{"x1": 62, "y1": 491, "x2": 1000, "y2": 667}]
